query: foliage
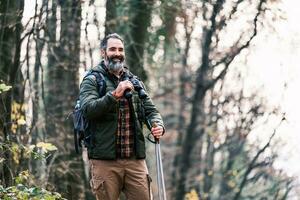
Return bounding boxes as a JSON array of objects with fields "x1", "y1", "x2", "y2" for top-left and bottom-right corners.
[
  {"x1": 36, "y1": 142, "x2": 58, "y2": 153},
  {"x1": 0, "y1": 142, "x2": 61, "y2": 199},
  {"x1": 11, "y1": 101, "x2": 26, "y2": 134},
  {"x1": 0, "y1": 83, "x2": 12, "y2": 94},
  {"x1": 0, "y1": 141, "x2": 57, "y2": 164},
  {"x1": 0, "y1": 184, "x2": 65, "y2": 200},
  {"x1": 185, "y1": 189, "x2": 199, "y2": 200}
]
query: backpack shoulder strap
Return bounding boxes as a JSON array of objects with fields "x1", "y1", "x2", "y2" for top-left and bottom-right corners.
[{"x1": 89, "y1": 70, "x2": 107, "y2": 97}]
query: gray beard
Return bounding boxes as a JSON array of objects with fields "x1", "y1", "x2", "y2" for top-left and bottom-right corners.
[{"x1": 107, "y1": 60, "x2": 124, "y2": 74}]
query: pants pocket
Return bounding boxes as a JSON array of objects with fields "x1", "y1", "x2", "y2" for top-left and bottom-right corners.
[
  {"x1": 147, "y1": 174, "x2": 153, "y2": 200},
  {"x1": 90, "y1": 178, "x2": 107, "y2": 200}
]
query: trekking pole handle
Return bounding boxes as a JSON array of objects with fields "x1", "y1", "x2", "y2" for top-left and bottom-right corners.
[{"x1": 152, "y1": 122, "x2": 160, "y2": 143}]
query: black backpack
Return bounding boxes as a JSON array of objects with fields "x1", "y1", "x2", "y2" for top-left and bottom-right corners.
[{"x1": 73, "y1": 70, "x2": 106, "y2": 154}]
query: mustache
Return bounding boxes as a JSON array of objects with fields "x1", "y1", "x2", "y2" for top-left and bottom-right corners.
[{"x1": 108, "y1": 55, "x2": 125, "y2": 63}]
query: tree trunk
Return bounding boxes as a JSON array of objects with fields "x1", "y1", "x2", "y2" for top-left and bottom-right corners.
[
  {"x1": 44, "y1": 0, "x2": 88, "y2": 199},
  {"x1": 161, "y1": 0, "x2": 179, "y2": 61},
  {"x1": 203, "y1": 135, "x2": 215, "y2": 200},
  {"x1": 175, "y1": 1, "x2": 226, "y2": 199},
  {"x1": 30, "y1": 0, "x2": 48, "y2": 185},
  {"x1": 171, "y1": 6, "x2": 195, "y2": 197},
  {"x1": 105, "y1": 0, "x2": 117, "y2": 35},
  {"x1": 175, "y1": 87, "x2": 207, "y2": 200},
  {"x1": 126, "y1": 0, "x2": 154, "y2": 81},
  {"x1": 0, "y1": 0, "x2": 24, "y2": 187}
]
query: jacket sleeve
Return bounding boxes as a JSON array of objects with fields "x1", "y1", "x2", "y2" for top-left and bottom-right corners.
[
  {"x1": 141, "y1": 84, "x2": 165, "y2": 133},
  {"x1": 79, "y1": 76, "x2": 117, "y2": 119}
]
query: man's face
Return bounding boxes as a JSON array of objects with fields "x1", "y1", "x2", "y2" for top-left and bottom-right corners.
[{"x1": 103, "y1": 38, "x2": 125, "y2": 74}]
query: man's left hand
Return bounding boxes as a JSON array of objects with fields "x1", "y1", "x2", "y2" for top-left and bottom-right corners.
[{"x1": 151, "y1": 125, "x2": 164, "y2": 139}]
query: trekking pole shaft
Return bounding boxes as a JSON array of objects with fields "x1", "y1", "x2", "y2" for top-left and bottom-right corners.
[
  {"x1": 155, "y1": 140, "x2": 167, "y2": 200},
  {"x1": 152, "y1": 122, "x2": 167, "y2": 200}
]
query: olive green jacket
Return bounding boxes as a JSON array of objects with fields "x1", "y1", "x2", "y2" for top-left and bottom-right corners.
[{"x1": 79, "y1": 62, "x2": 164, "y2": 159}]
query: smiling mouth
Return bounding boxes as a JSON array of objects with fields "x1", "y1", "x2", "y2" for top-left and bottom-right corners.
[{"x1": 111, "y1": 56, "x2": 124, "y2": 63}]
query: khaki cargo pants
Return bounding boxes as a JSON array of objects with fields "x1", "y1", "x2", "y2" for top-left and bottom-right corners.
[{"x1": 89, "y1": 159, "x2": 152, "y2": 200}]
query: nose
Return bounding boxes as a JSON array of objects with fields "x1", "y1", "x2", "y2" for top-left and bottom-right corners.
[{"x1": 115, "y1": 50, "x2": 121, "y2": 55}]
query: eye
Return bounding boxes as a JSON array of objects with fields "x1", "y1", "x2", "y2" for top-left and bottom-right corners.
[{"x1": 108, "y1": 47, "x2": 116, "y2": 52}]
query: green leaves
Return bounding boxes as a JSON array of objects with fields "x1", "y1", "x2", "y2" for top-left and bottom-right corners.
[
  {"x1": 36, "y1": 142, "x2": 58, "y2": 153},
  {"x1": 0, "y1": 171, "x2": 66, "y2": 199},
  {"x1": 0, "y1": 141, "x2": 57, "y2": 165},
  {"x1": 15, "y1": 170, "x2": 31, "y2": 185},
  {"x1": 0, "y1": 142, "x2": 62, "y2": 199},
  {"x1": 0, "y1": 83, "x2": 12, "y2": 94},
  {"x1": 0, "y1": 184, "x2": 66, "y2": 200}
]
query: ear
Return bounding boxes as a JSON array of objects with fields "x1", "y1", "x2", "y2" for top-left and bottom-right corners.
[{"x1": 101, "y1": 49, "x2": 106, "y2": 58}]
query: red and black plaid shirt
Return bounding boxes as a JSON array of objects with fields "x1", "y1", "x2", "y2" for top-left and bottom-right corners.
[{"x1": 116, "y1": 97, "x2": 134, "y2": 158}]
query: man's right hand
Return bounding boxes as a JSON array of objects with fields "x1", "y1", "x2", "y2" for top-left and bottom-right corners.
[{"x1": 112, "y1": 80, "x2": 134, "y2": 99}]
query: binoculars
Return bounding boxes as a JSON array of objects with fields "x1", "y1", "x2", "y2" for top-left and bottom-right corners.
[{"x1": 122, "y1": 73, "x2": 147, "y2": 99}]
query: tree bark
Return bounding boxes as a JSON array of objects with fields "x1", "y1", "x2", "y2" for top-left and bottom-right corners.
[
  {"x1": 105, "y1": 0, "x2": 117, "y2": 35},
  {"x1": 44, "y1": 0, "x2": 87, "y2": 198},
  {"x1": 125, "y1": 0, "x2": 154, "y2": 81},
  {"x1": 0, "y1": 0, "x2": 24, "y2": 186},
  {"x1": 203, "y1": 135, "x2": 215, "y2": 200}
]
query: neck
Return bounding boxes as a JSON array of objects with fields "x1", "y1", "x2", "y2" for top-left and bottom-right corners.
[{"x1": 111, "y1": 70, "x2": 122, "y2": 78}]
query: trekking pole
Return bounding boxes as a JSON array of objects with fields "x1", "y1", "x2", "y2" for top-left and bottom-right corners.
[{"x1": 153, "y1": 123, "x2": 167, "y2": 200}]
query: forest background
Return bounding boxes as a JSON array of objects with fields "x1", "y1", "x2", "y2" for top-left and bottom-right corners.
[{"x1": 1, "y1": 0, "x2": 300, "y2": 199}]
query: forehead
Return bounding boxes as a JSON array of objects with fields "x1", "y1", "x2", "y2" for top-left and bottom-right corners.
[{"x1": 106, "y1": 38, "x2": 124, "y2": 49}]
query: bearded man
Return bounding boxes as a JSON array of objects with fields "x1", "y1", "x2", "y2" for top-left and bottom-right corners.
[{"x1": 79, "y1": 33, "x2": 165, "y2": 200}]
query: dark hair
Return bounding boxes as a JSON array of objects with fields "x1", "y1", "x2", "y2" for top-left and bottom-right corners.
[{"x1": 100, "y1": 33, "x2": 124, "y2": 50}]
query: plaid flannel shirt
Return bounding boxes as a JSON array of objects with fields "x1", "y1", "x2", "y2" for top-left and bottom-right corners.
[{"x1": 116, "y1": 97, "x2": 134, "y2": 158}]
